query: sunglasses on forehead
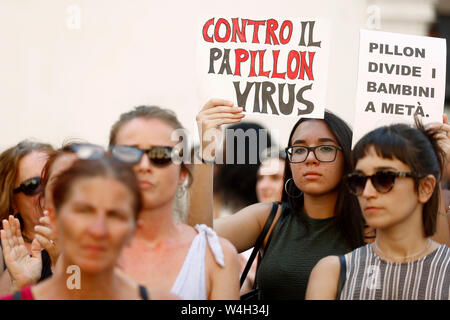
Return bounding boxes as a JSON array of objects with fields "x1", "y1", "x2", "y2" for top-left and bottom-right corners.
[
  {"x1": 344, "y1": 170, "x2": 418, "y2": 196},
  {"x1": 110, "y1": 145, "x2": 178, "y2": 167},
  {"x1": 13, "y1": 177, "x2": 42, "y2": 196}
]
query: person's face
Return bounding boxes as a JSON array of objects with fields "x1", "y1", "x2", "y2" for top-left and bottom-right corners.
[
  {"x1": 289, "y1": 120, "x2": 344, "y2": 196},
  {"x1": 114, "y1": 118, "x2": 186, "y2": 210},
  {"x1": 44, "y1": 153, "x2": 78, "y2": 210},
  {"x1": 354, "y1": 146, "x2": 425, "y2": 230},
  {"x1": 56, "y1": 176, "x2": 136, "y2": 274},
  {"x1": 256, "y1": 157, "x2": 285, "y2": 203},
  {"x1": 12, "y1": 151, "x2": 49, "y2": 226}
]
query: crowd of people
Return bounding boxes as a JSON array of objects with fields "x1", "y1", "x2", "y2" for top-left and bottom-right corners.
[{"x1": 0, "y1": 99, "x2": 449, "y2": 300}]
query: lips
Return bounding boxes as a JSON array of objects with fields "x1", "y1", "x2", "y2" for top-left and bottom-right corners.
[
  {"x1": 139, "y1": 180, "x2": 154, "y2": 189},
  {"x1": 303, "y1": 171, "x2": 321, "y2": 180},
  {"x1": 83, "y1": 245, "x2": 106, "y2": 253},
  {"x1": 364, "y1": 206, "x2": 381, "y2": 213}
]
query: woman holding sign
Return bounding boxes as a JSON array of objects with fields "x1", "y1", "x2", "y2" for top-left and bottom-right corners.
[
  {"x1": 306, "y1": 119, "x2": 450, "y2": 299},
  {"x1": 190, "y1": 99, "x2": 366, "y2": 299}
]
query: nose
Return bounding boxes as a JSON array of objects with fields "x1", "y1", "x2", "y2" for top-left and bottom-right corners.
[
  {"x1": 258, "y1": 176, "x2": 271, "y2": 190},
  {"x1": 361, "y1": 177, "x2": 377, "y2": 198},
  {"x1": 135, "y1": 152, "x2": 152, "y2": 172},
  {"x1": 304, "y1": 148, "x2": 319, "y2": 164},
  {"x1": 88, "y1": 214, "x2": 108, "y2": 238}
]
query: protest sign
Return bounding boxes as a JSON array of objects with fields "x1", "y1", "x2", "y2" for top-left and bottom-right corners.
[
  {"x1": 196, "y1": 17, "x2": 331, "y2": 118},
  {"x1": 352, "y1": 29, "x2": 447, "y2": 146}
]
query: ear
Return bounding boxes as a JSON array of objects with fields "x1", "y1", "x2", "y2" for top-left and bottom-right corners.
[
  {"x1": 46, "y1": 206, "x2": 58, "y2": 233},
  {"x1": 178, "y1": 166, "x2": 188, "y2": 186},
  {"x1": 418, "y1": 174, "x2": 436, "y2": 204}
]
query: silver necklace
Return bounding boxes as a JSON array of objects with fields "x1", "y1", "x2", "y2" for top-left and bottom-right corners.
[{"x1": 373, "y1": 239, "x2": 432, "y2": 262}]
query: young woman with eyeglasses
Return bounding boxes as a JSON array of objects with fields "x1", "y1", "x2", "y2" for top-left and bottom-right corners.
[
  {"x1": 108, "y1": 106, "x2": 240, "y2": 300},
  {"x1": 0, "y1": 141, "x2": 55, "y2": 294},
  {"x1": 189, "y1": 99, "x2": 366, "y2": 299},
  {"x1": 1, "y1": 157, "x2": 178, "y2": 300},
  {"x1": 306, "y1": 120, "x2": 450, "y2": 300}
]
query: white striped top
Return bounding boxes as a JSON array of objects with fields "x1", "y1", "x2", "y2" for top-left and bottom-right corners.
[{"x1": 339, "y1": 243, "x2": 450, "y2": 300}]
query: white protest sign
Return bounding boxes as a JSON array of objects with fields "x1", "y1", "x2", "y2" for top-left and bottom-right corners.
[
  {"x1": 196, "y1": 17, "x2": 331, "y2": 119},
  {"x1": 352, "y1": 29, "x2": 447, "y2": 146}
]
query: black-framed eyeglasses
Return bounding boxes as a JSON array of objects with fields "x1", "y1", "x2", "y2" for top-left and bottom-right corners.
[
  {"x1": 285, "y1": 145, "x2": 342, "y2": 163},
  {"x1": 110, "y1": 145, "x2": 178, "y2": 167},
  {"x1": 13, "y1": 177, "x2": 42, "y2": 196},
  {"x1": 344, "y1": 171, "x2": 418, "y2": 196}
]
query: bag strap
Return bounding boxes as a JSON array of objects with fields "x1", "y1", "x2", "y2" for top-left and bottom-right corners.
[
  {"x1": 240, "y1": 202, "x2": 278, "y2": 288},
  {"x1": 336, "y1": 255, "x2": 347, "y2": 300}
]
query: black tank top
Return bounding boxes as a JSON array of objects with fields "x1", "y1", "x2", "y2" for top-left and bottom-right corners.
[{"x1": 255, "y1": 202, "x2": 352, "y2": 299}]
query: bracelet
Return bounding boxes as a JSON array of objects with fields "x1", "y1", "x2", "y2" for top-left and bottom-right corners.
[{"x1": 196, "y1": 150, "x2": 215, "y2": 164}]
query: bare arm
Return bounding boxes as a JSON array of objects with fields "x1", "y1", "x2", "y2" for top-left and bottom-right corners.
[
  {"x1": 187, "y1": 98, "x2": 244, "y2": 227},
  {"x1": 305, "y1": 255, "x2": 341, "y2": 300},
  {"x1": 208, "y1": 238, "x2": 240, "y2": 300}
]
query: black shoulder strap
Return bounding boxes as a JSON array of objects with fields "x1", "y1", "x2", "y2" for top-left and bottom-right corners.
[
  {"x1": 336, "y1": 255, "x2": 347, "y2": 300},
  {"x1": 12, "y1": 291, "x2": 22, "y2": 300},
  {"x1": 138, "y1": 285, "x2": 149, "y2": 300},
  {"x1": 239, "y1": 202, "x2": 278, "y2": 288}
]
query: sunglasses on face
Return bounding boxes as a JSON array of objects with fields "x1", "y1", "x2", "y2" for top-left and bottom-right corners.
[
  {"x1": 110, "y1": 145, "x2": 176, "y2": 167},
  {"x1": 344, "y1": 171, "x2": 417, "y2": 196},
  {"x1": 13, "y1": 177, "x2": 42, "y2": 196}
]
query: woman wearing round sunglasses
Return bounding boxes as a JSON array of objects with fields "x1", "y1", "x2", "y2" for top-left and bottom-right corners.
[
  {"x1": 306, "y1": 120, "x2": 450, "y2": 300},
  {"x1": 108, "y1": 105, "x2": 240, "y2": 300},
  {"x1": 0, "y1": 141, "x2": 55, "y2": 294},
  {"x1": 190, "y1": 99, "x2": 366, "y2": 300}
]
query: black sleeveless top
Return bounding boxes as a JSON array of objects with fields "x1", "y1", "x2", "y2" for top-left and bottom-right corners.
[{"x1": 255, "y1": 201, "x2": 352, "y2": 299}]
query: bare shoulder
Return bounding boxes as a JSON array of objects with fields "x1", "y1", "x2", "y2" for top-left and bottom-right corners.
[
  {"x1": 151, "y1": 290, "x2": 180, "y2": 300},
  {"x1": 313, "y1": 255, "x2": 341, "y2": 273},
  {"x1": 305, "y1": 255, "x2": 341, "y2": 300}
]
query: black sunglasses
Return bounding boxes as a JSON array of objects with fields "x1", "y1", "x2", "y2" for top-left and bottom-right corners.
[
  {"x1": 345, "y1": 171, "x2": 417, "y2": 196},
  {"x1": 110, "y1": 145, "x2": 177, "y2": 167},
  {"x1": 13, "y1": 177, "x2": 42, "y2": 196}
]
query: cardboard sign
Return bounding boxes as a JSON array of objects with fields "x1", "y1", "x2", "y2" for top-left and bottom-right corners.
[
  {"x1": 196, "y1": 17, "x2": 331, "y2": 118},
  {"x1": 352, "y1": 29, "x2": 447, "y2": 146}
]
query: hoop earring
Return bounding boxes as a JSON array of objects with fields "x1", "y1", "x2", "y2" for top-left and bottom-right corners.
[{"x1": 284, "y1": 178, "x2": 302, "y2": 198}]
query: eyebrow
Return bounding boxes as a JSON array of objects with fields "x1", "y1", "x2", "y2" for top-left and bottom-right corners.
[
  {"x1": 292, "y1": 137, "x2": 337, "y2": 145},
  {"x1": 354, "y1": 166, "x2": 399, "y2": 174}
]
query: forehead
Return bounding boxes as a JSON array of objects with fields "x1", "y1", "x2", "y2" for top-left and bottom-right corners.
[
  {"x1": 17, "y1": 151, "x2": 49, "y2": 182},
  {"x1": 50, "y1": 153, "x2": 78, "y2": 179},
  {"x1": 291, "y1": 120, "x2": 338, "y2": 145},
  {"x1": 115, "y1": 118, "x2": 177, "y2": 148},
  {"x1": 355, "y1": 146, "x2": 410, "y2": 173},
  {"x1": 67, "y1": 177, "x2": 133, "y2": 209}
]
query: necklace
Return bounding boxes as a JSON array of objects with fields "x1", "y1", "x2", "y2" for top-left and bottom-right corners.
[{"x1": 373, "y1": 239, "x2": 432, "y2": 263}]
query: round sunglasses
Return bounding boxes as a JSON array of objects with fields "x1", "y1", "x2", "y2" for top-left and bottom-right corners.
[
  {"x1": 344, "y1": 171, "x2": 417, "y2": 196},
  {"x1": 13, "y1": 177, "x2": 42, "y2": 196}
]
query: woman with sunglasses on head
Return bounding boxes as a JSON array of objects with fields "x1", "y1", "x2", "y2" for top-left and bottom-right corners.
[
  {"x1": 190, "y1": 99, "x2": 366, "y2": 300},
  {"x1": 1, "y1": 156, "x2": 178, "y2": 300},
  {"x1": 0, "y1": 141, "x2": 55, "y2": 294},
  {"x1": 108, "y1": 106, "x2": 240, "y2": 300},
  {"x1": 306, "y1": 119, "x2": 450, "y2": 300}
]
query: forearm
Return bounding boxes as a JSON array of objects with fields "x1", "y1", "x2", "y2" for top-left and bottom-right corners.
[{"x1": 187, "y1": 163, "x2": 214, "y2": 228}]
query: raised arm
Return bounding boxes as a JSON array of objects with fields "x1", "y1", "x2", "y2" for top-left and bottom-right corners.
[{"x1": 187, "y1": 99, "x2": 244, "y2": 228}]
